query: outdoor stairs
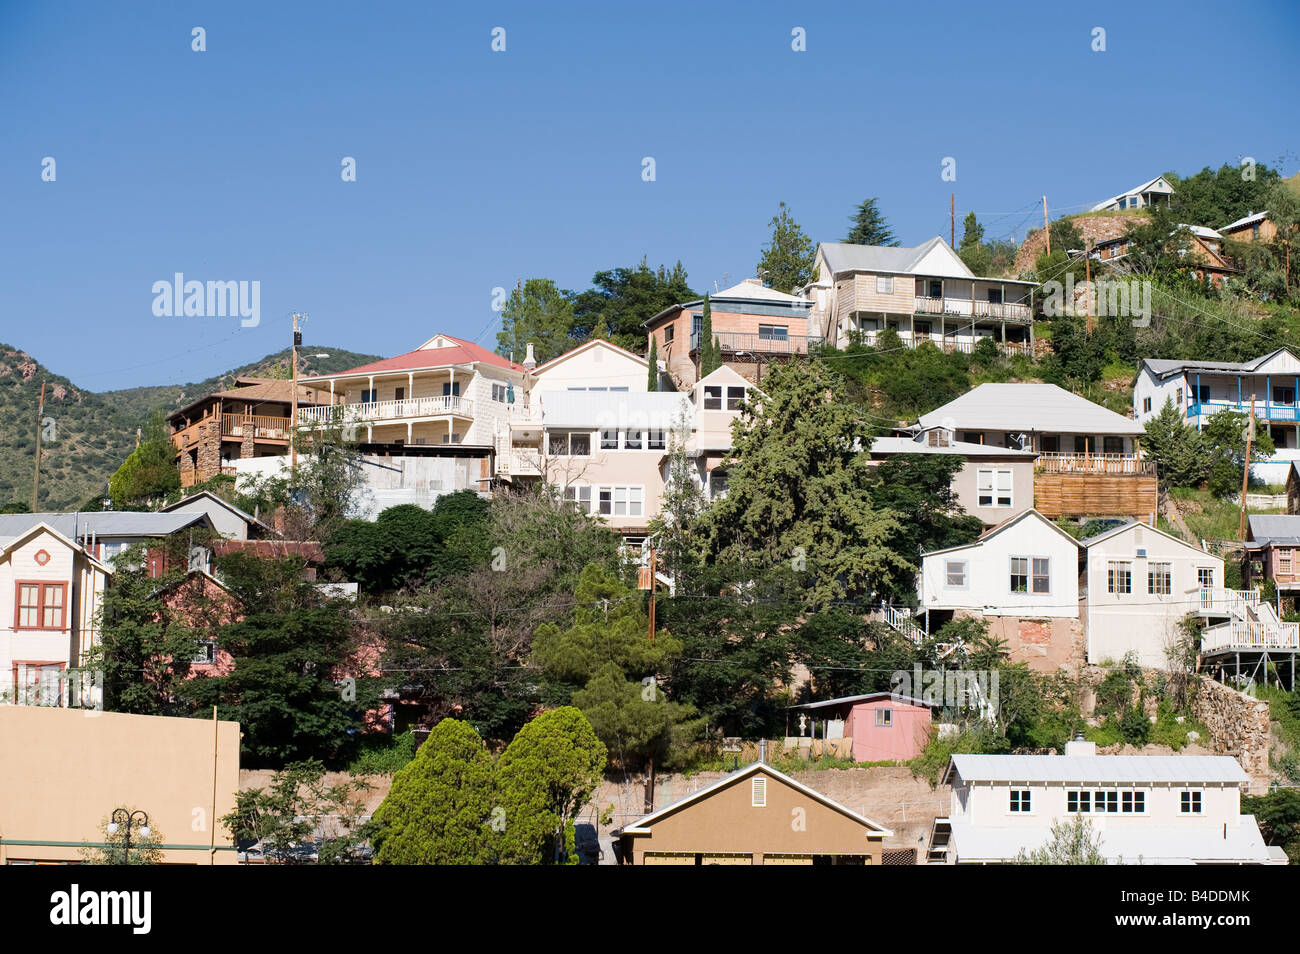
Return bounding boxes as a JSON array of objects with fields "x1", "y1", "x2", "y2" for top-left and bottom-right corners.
[{"x1": 1197, "y1": 587, "x2": 1300, "y2": 655}]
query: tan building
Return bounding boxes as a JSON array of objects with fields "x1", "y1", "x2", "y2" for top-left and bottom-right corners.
[
  {"x1": 616, "y1": 762, "x2": 891, "y2": 865},
  {"x1": 0, "y1": 706, "x2": 241, "y2": 865}
]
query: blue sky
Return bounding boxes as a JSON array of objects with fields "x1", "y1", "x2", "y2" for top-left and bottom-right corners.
[{"x1": 2, "y1": 0, "x2": 1297, "y2": 391}]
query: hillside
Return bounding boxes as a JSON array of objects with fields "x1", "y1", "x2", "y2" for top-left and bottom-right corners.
[{"x1": 0, "y1": 344, "x2": 379, "y2": 511}]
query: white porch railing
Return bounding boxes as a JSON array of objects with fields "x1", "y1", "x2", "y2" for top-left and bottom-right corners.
[
  {"x1": 298, "y1": 395, "x2": 474, "y2": 426},
  {"x1": 1201, "y1": 619, "x2": 1300, "y2": 653},
  {"x1": 880, "y1": 603, "x2": 924, "y2": 645}
]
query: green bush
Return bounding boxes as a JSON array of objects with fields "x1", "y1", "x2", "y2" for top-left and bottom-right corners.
[{"x1": 347, "y1": 731, "x2": 419, "y2": 775}]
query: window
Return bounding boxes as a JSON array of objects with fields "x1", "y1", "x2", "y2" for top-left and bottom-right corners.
[
  {"x1": 1032, "y1": 558, "x2": 1050, "y2": 594},
  {"x1": 691, "y1": 315, "x2": 703, "y2": 341},
  {"x1": 360, "y1": 388, "x2": 377, "y2": 403},
  {"x1": 12, "y1": 662, "x2": 64, "y2": 707},
  {"x1": 1143, "y1": 396, "x2": 1152, "y2": 413},
  {"x1": 1074, "y1": 436, "x2": 1090, "y2": 454},
  {"x1": 876, "y1": 276, "x2": 893, "y2": 294},
  {"x1": 1181, "y1": 791, "x2": 1202, "y2": 814},
  {"x1": 664, "y1": 325, "x2": 675, "y2": 344},
  {"x1": 1194, "y1": 384, "x2": 1210, "y2": 403},
  {"x1": 16, "y1": 583, "x2": 66, "y2": 630},
  {"x1": 550, "y1": 433, "x2": 590, "y2": 456},
  {"x1": 752, "y1": 777, "x2": 767, "y2": 807},
  {"x1": 1103, "y1": 437, "x2": 1123, "y2": 454},
  {"x1": 599, "y1": 487, "x2": 643, "y2": 517},
  {"x1": 1108, "y1": 561, "x2": 1132, "y2": 595},
  {"x1": 1096, "y1": 790, "x2": 1118, "y2": 813},
  {"x1": 193, "y1": 640, "x2": 217, "y2": 665},
  {"x1": 1121, "y1": 791, "x2": 1146, "y2": 813},
  {"x1": 1009, "y1": 790, "x2": 1031, "y2": 813},
  {"x1": 440, "y1": 433, "x2": 462, "y2": 445},
  {"x1": 563, "y1": 485, "x2": 593, "y2": 513},
  {"x1": 875, "y1": 708, "x2": 892, "y2": 727},
  {"x1": 913, "y1": 320, "x2": 931, "y2": 337},
  {"x1": 726, "y1": 386, "x2": 745, "y2": 411},
  {"x1": 1040, "y1": 435, "x2": 1060, "y2": 453},
  {"x1": 977, "y1": 469, "x2": 1012, "y2": 508},
  {"x1": 647, "y1": 430, "x2": 666, "y2": 450},
  {"x1": 1280, "y1": 549, "x2": 1293, "y2": 575},
  {"x1": 1277, "y1": 386, "x2": 1296, "y2": 406},
  {"x1": 962, "y1": 431, "x2": 984, "y2": 445},
  {"x1": 926, "y1": 429, "x2": 951, "y2": 447},
  {"x1": 1175, "y1": 387, "x2": 1184, "y2": 404},
  {"x1": 491, "y1": 383, "x2": 508, "y2": 402},
  {"x1": 624, "y1": 430, "x2": 643, "y2": 450},
  {"x1": 1067, "y1": 790, "x2": 1091, "y2": 813},
  {"x1": 758, "y1": 325, "x2": 789, "y2": 342},
  {"x1": 1148, "y1": 562, "x2": 1172, "y2": 596},
  {"x1": 987, "y1": 288, "x2": 1003, "y2": 304},
  {"x1": 1010, "y1": 557, "x2": 1028, "y2": 593},
  {"x1": 598, "y1": 488, "x2": 612, "y2": 515},
  {"x1": 704, "y1": 386, "x2": 722, "y2": 411},
  {"x1": 928, "y1": 280, "x2": 943, "y2": 298},
  {"x1": 945, "y1": 560, "x2": 968, "y2": 588},
  {"x1": 1198, "y1": 567, "x2": 1215, "y2": 590},
  {"x1": 394, "y1": 386, "x2": 405, "y2": 401},
  {"x1": 442, "y1": 382, "x2": 461, "y2": 397},
  {"x1": 600, "y1": 429, "x2": 619, "y2": 450}
]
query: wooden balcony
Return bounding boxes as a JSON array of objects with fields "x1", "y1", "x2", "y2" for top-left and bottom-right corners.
[
  {"x1": 913, "y1": 297, "x2": 1032, "y2": 323},
  {"x1": 860, "y1": 331, "x2": 1032, "y2": 357},
  {"x1": 221, "y1": 413, "x2": 291, "y2": 442},
  {"x1": 690, "y1": 329, "x2": 824, "y2": 356},
  {"x1": 1033, "y1": 455, "x2": 1158, "y2": 518},
  {"x1": 1201, "y1": 619, "x2": 1300, "y2": 653},
  {"x1": 297, "y1": 395, "x2": 474, "y2": 427}
]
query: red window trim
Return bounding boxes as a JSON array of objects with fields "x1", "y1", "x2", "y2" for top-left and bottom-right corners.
[
  {"x1": 13, "y1": 580, "x2": 70, "y2": 631},
  {"x1": 11, "y1": 660, "x2": 67, "y2": 706}
]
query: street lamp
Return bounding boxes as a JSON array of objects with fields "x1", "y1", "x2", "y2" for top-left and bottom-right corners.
[{"x1": 106, "y1": 809, "x2": 150, "y2": 865}]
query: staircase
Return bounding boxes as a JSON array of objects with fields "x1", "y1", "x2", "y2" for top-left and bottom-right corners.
[
  {"x1": 879, "y1": 603, "x2": 925, "y2": 646},
  {"x1": 1199, "y1": 587, "x2": 1300, "y2": 654}
]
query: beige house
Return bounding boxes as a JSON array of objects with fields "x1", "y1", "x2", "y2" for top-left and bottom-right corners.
[
  {"x1": 0, "y1": 522, "x2": 111, "y2": 708},
  {"x1": 803, "y1": 238, "x2": 1036, "y2": 356},
  {"x1": 616, "y1": 762, "x2": 892, "y2": 865},
  {"x1": 0, "y1": 707, "x2": 240, "y2": 865}
]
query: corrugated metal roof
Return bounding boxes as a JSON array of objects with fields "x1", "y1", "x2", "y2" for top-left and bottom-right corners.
[
  {"x1": 948, "y1": 815, "x2": 1270, "y2": 864},
  {"x1": 1247, "y1": 514, "x2": 1300, "y2": 545},
  {"x1": 869, "y1": 436, "x2": 1037, "y2": 458},
  {"x1": 304, "y1": 335, "x2": 523, "y2": 380},
  {"x1": 1140, "y1": 348, "x2": 1293, "y2": 379},
  {"x1": 949, "y1": 753, "x2": 1248, "y2": 784},
  {"x1": 0, "y1": 511, "x2": 211, "y2": 544},
  {"x1": 917, "y1": 383, "x2": 1145, "y2": 435},
  {"x1": 788, "y1": 692, "x2": 932, "y2": 710},
  {"x1": 1220, "y1": 211, "x2": 1269, "y2": 232}
]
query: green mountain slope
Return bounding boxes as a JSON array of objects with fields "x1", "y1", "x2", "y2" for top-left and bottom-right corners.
[{"x1": 0, "y1": 344, "x2": 379, "y2": 511}]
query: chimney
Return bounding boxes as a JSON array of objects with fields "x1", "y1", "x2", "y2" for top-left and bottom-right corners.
[
  {"x1": 522, "y1": 342, "x2": 536, "y2": 371},
  {"x1": 1064, "y1": 735, "x2": 1096, "y2": 757},
  {"x1": 744, "y1": 277, "x2": 763, "y2": 286},
  {"x1": 759, "y1": 739, "x2": 766, "y2": 764}
]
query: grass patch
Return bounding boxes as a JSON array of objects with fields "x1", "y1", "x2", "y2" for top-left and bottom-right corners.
[
  {"x1": 1257, "y1": 685, "x2": 1300, "y2": 784},
  {"x1": 1169, "y1": 486, "x2": 1282, "y2": 542}
]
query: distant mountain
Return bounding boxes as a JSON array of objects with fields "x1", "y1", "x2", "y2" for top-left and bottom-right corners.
[{"x1": 0, "y1": 344, "x2": 379, "y2": 511}]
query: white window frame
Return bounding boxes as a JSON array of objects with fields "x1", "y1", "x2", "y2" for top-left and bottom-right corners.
[
  {"x1": 1148, "y1": 562, "x2": 1172, "y2": 596},
  {"x1": 874, "y1": 708, "x2": 892, "y2": 727},
  {"x1": 647, "y1": 429, "x2": 666, "y2": 451},
  {"x1": 977, "y1": 468, "x2": 1013, "y2": 509},
  {"x1": 600, "y1": 429, "x2": 619, "y2": 450},
  {"x1": 945, "y1": 559, "x2": 968, "y2": 589},
  {"x1": 1108, "y1": 560, "x2": 1133, "y2": 595},
  {"x1": 1180, "y1": 790, "x2": 1203, "y2": 814},
  {"x1": 725, "y1": 386, "x2": 745, "y2": 411},
  {"x1": 704, "y1": 386, "x2": 722, "y2": 411},
  {"x1": 1009, "y1": 789, "x2": 1032, "y2": 813},
  {"x1": 876, "y1": 275, "x2": 894, "y2": 294}
]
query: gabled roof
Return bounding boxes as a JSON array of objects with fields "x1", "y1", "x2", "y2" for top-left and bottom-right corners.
[
  {"x1": 0, "y1": 511, "x2": 213, "y2": 545},
  {"x1": 693, "y1": 364, "x2": 754, "y2": 394},
  {"x1": 644, "y1": 280, "x2": 812, "y2": 329},
  {"x1": 0, "y1": 521, "x2": 114, "y2": 574},
  {"x1": 1246, "y1": 514, "x2": 1300, "y2": 546},
  {"x1": 922, "y1": 508, "x2": 1082, "y2": 559},
  {"x1": 869, "y1": 436, "x2": 1037, "y2": 459},
  {"x1": 1080, "y1": 518, "x2": 1215, "y2": 557},
  {"x1": 167, "y1": 379, "x2": 333, "y2": 422},
  {"x1": 917, "y1": 383, "x2": 1145, "y2": 436},
  {"x1": 620, "y1": 761, "x2": 893, "y2": 836},
  {"x1": 944, "y1": 753, "x2": 1247, "y2": 786},
  {"x1": 302, "y1": 334, "x2": 524, "y2": 380},
  {"x1": 711, "y1": 278, "x2": 810, "y2": 303},
  {"x1": 533, "y1": 338, "x2": 647, "y2": 376},
  {"x1": 1220, "y1": 211, "x2": 1270, "y2": 233},
  {"x1": 788, "y1": 691, "x2": 933, "y2": 711},
  {"x1": 1089, "y1": 175, "x2": 1175, "y2": 212},
  {"x1": 160, "y1": 491, "x2": 278, "y2": 536},
  {"x1": 819, "y1": 236, "x2": 978, "y2": 280},
  {"x1": 1139, "y1": 348, "x2": 1298, "y2": 380}
]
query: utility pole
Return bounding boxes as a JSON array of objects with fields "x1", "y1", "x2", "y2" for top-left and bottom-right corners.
[
  {"x1": 645, "y1": 544, "x2": 657, "y2": 814},
  {"x1": 1239, "y1": 395, "x2": 1255, "y2": 540},
  {"x1": 1084, "y1": 239, "x2": 1093, "y2": 334},
  {"x1": 1043, "y1": 196, "x2": 1051, "y2": 255},
  {"x1": 31, "y1": 380, "x2": 45, "y2": 511},
  {"x1": 950, "y1": 193, "x2": 955, "y2": 248},
  {"x1": 290, "y1": 313, "x2": 303, "y2": 475}
]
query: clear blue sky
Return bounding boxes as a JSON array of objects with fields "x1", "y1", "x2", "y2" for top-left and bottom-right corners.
[{"x1": 2, "y1": 0, "x2": 1297, "y2": 391}]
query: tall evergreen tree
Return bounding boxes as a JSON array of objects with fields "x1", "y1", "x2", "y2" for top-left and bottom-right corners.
[
  {"x1": 757, "y1": 201, "x2": 816, "y2": 293},
  {"x1": 845, "y1": 197, "x2": 899, "y2": 246},
  {"x1": 646, "y1": 336, "x2": 659, "y2": 391},
  {"x1": 698, "y1": 295, "x2": 721, "y2": 376},
  {"x1": 496, "y1": 278, "x2": 577, "y2": 365}
]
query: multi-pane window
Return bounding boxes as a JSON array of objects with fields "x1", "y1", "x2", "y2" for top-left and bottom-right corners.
[
  {"x1": 1198, "y1": 567, "x2": 1215, "y2": 589},
  {"x1": 548, "y1": 433, "x2": 590, "y2": 456},
  {"x1": 1143, "y1": 397, "x2": 1152, "y2": 413},
  {"x1": 192, "y1": 640, "x2": 217, "y2": 665},
  {"x1": 1032, "y1": 558, "x2": 1051, "y2": 594},
  {"x1": 1103, "y1": 437, "x2": 1123, "y2": 454},
  {"x1": 1275, "y1": 386, "x2": 1296, "y2": 405},
  {"x1": 1095, "y1": 790, "x2": 1118, "y2": 813},
  {"x1": 598, "y1": 487, "x2": 643, "y2": 518},
  {"x1": 1121, "y1": 791, "x2": 1146, "y2": 813},
  {"x1": 1010, "y1": 557, "x2": 1029, "y2": 593},
  {"x1": 927, "y1": 429, "x2": 951, "y2": 447},
  {"x1": 1279, "y1": 549, "x2": 1293, "y2": 576},
  {"x1": 945, "y1": 560, "x2": 967, "y2": 588},
  {"x1": 876, "y1": 276, "x2": 893, "y2": 294},
  {"x1": 624, "y1": 430, "x2": 643, "y2": 450},
  {"x1": 600, "y1": 429, "x2": 619, "y2": 450},
  {"x1": 977, "y1": 469, "x2": 1012, "y2": 508},
  {"x1": 491, "y1": 383, "x2": 508, "y2": 402},
  {"x1": 664, "y1": 325, "x2": 675, "y2": 343},
  {"x1": 1181, "y1": 791, "x2": 1202, "y2": 814},
  {"x1": 874, "y1": 708, "x2": 892, "y2": 727},
  {"x1": 442, "y1": 382, "x2": 461, "y2": 397},
  {"x1": 704, "y1": 386, "x2": 723, "y2": 410},
  {"x1": 758, "y1": 325, "x2": 788, "y2": 342},
  {"x1": 563, "y1": 485, "x2": 593, "y2": 513},
  {"x1": 360, "y1": 388, "x2": 377, "y2": 403},
  {"x1": 726, "y1": 387, "x2": 745, "y2": 411},
  {"x1": 1108, "y1": 561, "x2": 1132, "y2": 595},
  {"x1": 1009, "y1": 790, "x2": 1031, "y2": 813},
  {"x1": 647, "y1": 430, "x2": 666, "y2": 450},
  {"x1": 1066, "y1": 790, "x2": 1091, "y2": 813},
  {"x1": 16, "y1": 583, "x2": 66, "y2": 630},
  {"x1": 1148, "y1": 562, "x2": 1172, "y2": 596}
]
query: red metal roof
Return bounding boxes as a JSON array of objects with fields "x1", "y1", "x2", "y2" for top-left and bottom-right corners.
[{"x1": 311, "y1": 335, "x2": 524, "y2": 379}]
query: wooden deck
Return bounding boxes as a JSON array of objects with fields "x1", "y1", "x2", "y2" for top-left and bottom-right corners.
[{"x1": 1033, "y1": 472, "x2": 1158, "y2": 519}]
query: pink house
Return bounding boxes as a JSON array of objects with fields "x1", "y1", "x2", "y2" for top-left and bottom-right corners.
[{"x1": 790, "y1": 693, "x2": 933, "y2": 763}]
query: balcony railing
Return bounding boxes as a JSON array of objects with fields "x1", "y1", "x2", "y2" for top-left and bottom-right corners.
[
  {"x1": 1188, "y1": 400, "x2": 1299, "y2": 422},
  {"x1": 689, "y1": 330, "x2": 824, "y2": 355},
  {"x1": 298, "y1": 395, "x2": 474, "y2": 426},
  {"x1": 860, "y1": 332, "x2": 1032, "y2": 356},
  {"x1": 1201, "y1": 619, "x2": 1300, "y2": 653},
  {"x1": 221, "y1": 413, "x2": 291, "y2": 441},
  {"x1": 913, "y1": 297, "x2": 1032, "y2": 323},
  {"x1": 1034, "y1": 452, "x2": 1155, "y2": 475}
]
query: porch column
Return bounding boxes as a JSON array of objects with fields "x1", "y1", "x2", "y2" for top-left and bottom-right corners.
[
  {"x1": 407, "y1": 420, "x2": 413, "y2": 444},
  {"x1": 329, "y1": 379, "x2": 334, "y2": 403},
  {"x1": 1267, "y1": 375, "x2": 1272, "y2": 421},
  {"x1": 408, "y1": 370, "x2": 414, "y2": 403},
  {"x1": 367, "y1": 375, "x2": 374, "y2": 402}
]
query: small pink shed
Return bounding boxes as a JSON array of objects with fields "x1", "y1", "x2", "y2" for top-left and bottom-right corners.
[{"x1": 791, "y1": 693, "x2": 933, "y2": 763}]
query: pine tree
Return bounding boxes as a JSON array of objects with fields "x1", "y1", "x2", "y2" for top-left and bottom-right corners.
[
  {"x1": 757, "y1": 201, "x2": 816, "y2": 293},
  {"x1": 845, "y1": 197, "x2": 899, "y2": 246},
  {"x1": 646, "y1": 336, "x2": 659, "y2": 391},
  {"x1": 699, "y1": 295, "x2": 721, "y2": 376}
]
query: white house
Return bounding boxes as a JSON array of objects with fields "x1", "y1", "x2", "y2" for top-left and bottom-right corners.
[
  {"x1": 919, "y1": 509, "x2": 1082, "y2": 619},
  {"x1": 160, "y1": 490, "x2": 277, "y2": 541},
  {"x1": 1081, "y1": 521, "x2": 1224, "y2": 668},
  {"x1": 1089, "y1": 175, "x2": 1176, "y2": 212},
  {"x1": 928, "y1": 740, "x2": 1280, "y2": 865},
  {"x1": 1133, "y1": 348, "x2": 1300, "y2": 483}
]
